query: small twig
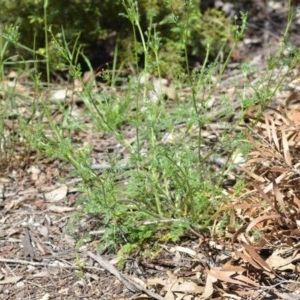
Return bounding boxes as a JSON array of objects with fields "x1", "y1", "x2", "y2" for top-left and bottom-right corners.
[
  {"x1": 88, "y1": 251, "x2": 166, "y2": 300},
  {"x1": 0, "y1": 257, "x2": 100, "y2": 271}
]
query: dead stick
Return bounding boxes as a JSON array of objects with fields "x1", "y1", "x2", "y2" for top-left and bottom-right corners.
[{"x1": 88, "y1": 251, "x2": 166, "y2": 300}]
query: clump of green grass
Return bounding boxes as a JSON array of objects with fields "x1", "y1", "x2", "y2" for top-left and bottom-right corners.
[{"x1": 0, "y1": 0, "x2": 299, "y2": 257}]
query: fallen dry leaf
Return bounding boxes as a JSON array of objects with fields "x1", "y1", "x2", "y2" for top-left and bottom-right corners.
[
  {"x1": 246, "y1": 214, "x2": 280, "y2": 233},
  {"x1": 37, "y1": 293, "x2": 50, "y2": 300},
  {"x1": 207, "y1": 266, "x2": 259, "y2": 287},
  {"x1": 44, "y1": 185, "x2": 68, "y2": 202},
  {"x1": 47, "y1": 205, "x2": 76, "y2": 213},
  {"x1": 281, "y1": 128, "x2": 292, "y2": 166},
  {"x1": 0, "y1": 276, "x2": 23, "y2": 284},
  {"x1": 200, "y1": 273, "x2": 217, "y2": 300},
  {"x1": 22, "y1": 228, "x2": 35, "y2": 259},
  {"x1": 266, "y1": 249, "x2": 300, "y2": 271},
  {"x1": 242, "y1": 243, "x2": 272, "y2": 272},
  {"x1": 162, "y1": 277, "x2": 204, "y2": 294}
]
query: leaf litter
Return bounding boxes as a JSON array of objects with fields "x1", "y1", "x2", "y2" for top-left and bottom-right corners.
[{"x1": 1, "y1": 2, "x2": 300, "y2": 299}]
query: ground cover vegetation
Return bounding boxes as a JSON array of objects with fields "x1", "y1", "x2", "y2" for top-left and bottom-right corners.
[
  {"x1": 0, "y1": 0, "x2": 247, "y2": 252},
  {"x1": 1, "y1": 0, "x2": 300, "y2": 298}
]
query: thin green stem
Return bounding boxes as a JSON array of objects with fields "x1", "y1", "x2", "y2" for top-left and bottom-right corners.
[{"x1": 43, "y1": 0, "x2": 50, "y2": 86}]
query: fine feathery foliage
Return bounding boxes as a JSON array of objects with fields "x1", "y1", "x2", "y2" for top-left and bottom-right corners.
[{"x1": 0, "y1": 0, "x2": 298, "y2": 257}]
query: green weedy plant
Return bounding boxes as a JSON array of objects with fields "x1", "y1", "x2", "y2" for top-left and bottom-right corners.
[
  {"x1": 1, "y1": 0, "x2": 238, "y2": 253},
  {"x1": 67, "y1": 0, "x2": 249, "y2": 253},
  {"x1": 0, "y1": 25, "x2": 15, "y2": 166},
  {"x1": 0, "y1": 24, "x2": 40, "y2": 169},
  {"x1": 1, "y1": 0, "x2": 299, "y2": 256},
  {"x1": 76, "y1": 1, "x2": 300, "y2": 254},
  {"x1": 0, "y1": 0, "x2": 254, "y2": 253}
]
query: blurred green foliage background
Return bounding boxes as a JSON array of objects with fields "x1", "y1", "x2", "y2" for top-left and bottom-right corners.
[{"x1": 0, "y1": 0, "x2": 235, "y2": 76}]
